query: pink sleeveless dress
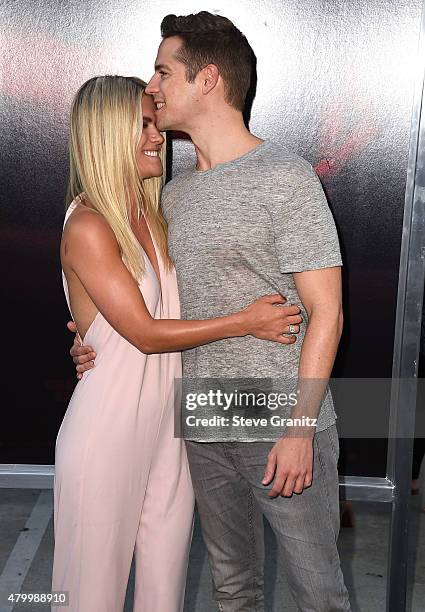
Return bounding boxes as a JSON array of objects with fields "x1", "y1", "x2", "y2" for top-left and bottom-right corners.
[{"x1": 52, "y1": 199, "x2": 194, "y2": 612}]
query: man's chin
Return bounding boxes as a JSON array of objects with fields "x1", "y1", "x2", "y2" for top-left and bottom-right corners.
[
  {"x1": 157, "y1": 122, "x2": 171, "y2": 132},
  {"x1": 155, "y1": 116, "x2": 178, "y2": 133},
  {"x1": 154, "y1": 114, "x2": 167, "y2": 130}
]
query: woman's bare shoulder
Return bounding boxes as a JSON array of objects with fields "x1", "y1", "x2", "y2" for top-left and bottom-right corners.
[{"x1": 62, "y1": 204, "x2": 119, "y2": 260}]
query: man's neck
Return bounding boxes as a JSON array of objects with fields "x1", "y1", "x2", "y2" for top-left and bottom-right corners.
[{"x1": 186, "y1": 110, "x2": 263, "y2": 171}]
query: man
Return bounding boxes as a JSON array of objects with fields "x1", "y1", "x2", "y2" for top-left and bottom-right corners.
[{"x1": 72, "y1": 11, "x2": 351, "y2": 612}]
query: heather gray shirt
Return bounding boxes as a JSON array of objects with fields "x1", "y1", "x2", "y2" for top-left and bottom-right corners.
[{"x1": 163, "y1": 140, "x2": 342, "y2": 440}]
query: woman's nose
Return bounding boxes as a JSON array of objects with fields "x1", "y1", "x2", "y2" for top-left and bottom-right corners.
[{"x1": 151, "y1": 130, "x2": 164, "y2": 144}]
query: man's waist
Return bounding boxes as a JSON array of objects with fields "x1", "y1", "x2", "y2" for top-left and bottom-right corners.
[{"x1": 182, "y1": 349, "x2": 301, "y2": 378}]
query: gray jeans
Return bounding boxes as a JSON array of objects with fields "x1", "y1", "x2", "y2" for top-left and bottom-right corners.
[{"x1": 185, "y1": 425, "x2": 351, "y2": 612}]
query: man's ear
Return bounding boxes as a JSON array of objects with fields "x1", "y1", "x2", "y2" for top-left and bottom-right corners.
[{"x1": 200, "y1": 64, "x2": 220, "y2": 95}]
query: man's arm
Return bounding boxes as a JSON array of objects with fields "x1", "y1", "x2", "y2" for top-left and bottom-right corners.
[
  {"x1": 289, "y1": 265, "x2": 343, "y2": 423},
  {"x1": 262, "y1": 266, "x2": 343, "y2": 497},
  {"x1": 67, "y1": 321, "x2": 96, "y2": 379}
]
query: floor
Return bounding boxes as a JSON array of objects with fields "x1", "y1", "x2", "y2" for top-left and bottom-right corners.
[{"x1": 0, "y1": 489, "x2": 424, "y2": 612}]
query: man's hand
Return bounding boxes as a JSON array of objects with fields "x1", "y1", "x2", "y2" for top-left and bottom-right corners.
[
  {"x1": 262, "y1": 436, "x2": 313, "y2": 497},
  {"x1": 67, "y1": 321, "x2": 96, "y2": 379}
]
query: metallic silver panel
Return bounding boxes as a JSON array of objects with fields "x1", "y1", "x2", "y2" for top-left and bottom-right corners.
[
  {"x1": 2, "y1": 0, "x2": 423, "y2": 474},
  {"x1": 386, "y1": 1, "x2": 425, "y2": 608},
  {"x1": 339, "y1": 475, "x2": 394, "y2": 503},
  {"x1": 0, "y1": 465, "x2": 54, "y2": 489}
]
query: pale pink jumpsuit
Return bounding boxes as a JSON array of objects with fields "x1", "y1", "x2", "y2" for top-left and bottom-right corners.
[{"x1": 52, "y1": 200, "x2": 195, "y2": 612}]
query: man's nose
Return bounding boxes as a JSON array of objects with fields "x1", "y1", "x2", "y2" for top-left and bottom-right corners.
[{"x1": 145, "y1": 75, "x2": 158, "y2": 94}]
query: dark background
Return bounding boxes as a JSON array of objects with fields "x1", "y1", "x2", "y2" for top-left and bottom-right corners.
[{"x1": 1, "y1": 0, "x2": 423, "y2": 473}]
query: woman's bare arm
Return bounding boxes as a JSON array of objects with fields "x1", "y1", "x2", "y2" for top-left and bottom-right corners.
[{"x1": 62, "y1": 209, "x2": 302, "y2": 355}]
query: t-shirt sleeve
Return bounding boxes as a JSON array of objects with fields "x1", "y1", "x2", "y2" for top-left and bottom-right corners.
[{"x1": 269, "y1": 160, "x2": 342, "y2": 273}]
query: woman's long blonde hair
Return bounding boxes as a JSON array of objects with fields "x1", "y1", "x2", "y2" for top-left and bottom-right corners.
[{"x1": 66, "y1": 75, "x2": 171, "y2": 280}]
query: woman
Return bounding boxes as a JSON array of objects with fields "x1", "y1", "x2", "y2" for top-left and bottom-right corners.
[{"x1": 53, "y1": 75, "x2": 302, "y2": 612}]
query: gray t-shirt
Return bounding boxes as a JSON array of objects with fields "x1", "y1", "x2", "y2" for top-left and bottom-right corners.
[{"x1": 163, "y1": 140, "x2": 342, "y2": 440}]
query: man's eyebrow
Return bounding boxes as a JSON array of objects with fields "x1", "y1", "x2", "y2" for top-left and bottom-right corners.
[{"x1": 154, "y1": 63, "x2": 171, "y2": 71}]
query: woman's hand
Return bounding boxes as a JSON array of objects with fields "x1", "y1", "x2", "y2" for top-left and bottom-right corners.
[{"x1": 241, "y1": 294, "x2": 302, "y2": 344}]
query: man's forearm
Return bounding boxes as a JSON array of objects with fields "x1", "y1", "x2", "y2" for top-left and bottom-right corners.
[
  {"x1": 299, "y1": 304, "x2": 343, "y2": 379},
  {"x1": 286, "y1": 305, "x2": 343, "y2": 435}
]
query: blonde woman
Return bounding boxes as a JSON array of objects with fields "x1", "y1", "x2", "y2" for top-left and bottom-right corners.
[{"x1": 53, "y1": 75, "x2": 302, "y2": 612}]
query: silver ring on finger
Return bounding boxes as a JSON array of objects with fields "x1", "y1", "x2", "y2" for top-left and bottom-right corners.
[{"x1": 288, "y1": 324, "x2": 298, "y2": 334}]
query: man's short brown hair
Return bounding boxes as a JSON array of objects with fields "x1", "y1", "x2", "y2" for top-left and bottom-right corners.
[{"x1": 161, "y1": 12, "x2": 255, "y2": 112}]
